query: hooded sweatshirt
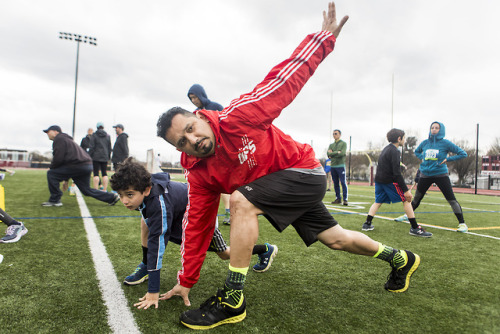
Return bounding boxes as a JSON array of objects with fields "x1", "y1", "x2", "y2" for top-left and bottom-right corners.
[
  {"x1": 138, "y1": 173, "x2": 187, "y2": 293},
  {"x1": 414, "y1": 121, "x2": 467, "y2": 177},
  {"x1": 89, "y1": 129, "x2": 112, "y2": 162},
  {"x1": 51, "y1": 132, "x2": 92, "y2": 169},
  {"x1": 111, "y1": 132, "x2": 129, "y2": 164},
  {"x1": 187, "y1": 84, "x2": 224, "y2": 111}
]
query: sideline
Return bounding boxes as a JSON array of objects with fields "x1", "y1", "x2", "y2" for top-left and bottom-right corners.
[{"x1": 76, "y1": 188, "x2": 141, "y2": 334}]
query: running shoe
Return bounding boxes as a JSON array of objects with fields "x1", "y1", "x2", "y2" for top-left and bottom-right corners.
[
  {"x1": 123, "y1": 262, "x2": 148, "y2": 285},
  {"x1": 331, "y1": 199, "x2": 341, "y2": 204},
  {"x1": 409, "y1": 226, "x2": 433, "y2": 238},
  {"x1": 180, "y1": 289, "x2": 246, "y2": 329},
  {"x1": 252, "y1": 243, "x2": 278, "y2": 272},
  {"x1": 109, "y1": 193, "x2": 120, "y2": 206},
  {"x1": 0, "y1": 222, "x2": 28, "y2": 243},
  {"x1": 385, "y1": 250, "x2": 420, "y2": 293},
  {"x1": 394, "y1": 214, "x2": 409, "y2": 222},
  {"x1": 457, "y1": 223, "x2": 468, "y2": 233},
  {"x1": 362, "y1": 222, "x2": 374, "y2": 231},
  {"x1": 41, "y1": 201, "x2": 63, "y2": 207}
]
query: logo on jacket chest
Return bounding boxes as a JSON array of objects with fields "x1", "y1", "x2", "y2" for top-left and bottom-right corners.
[{"x1": 238, "y1": 135, "x2": 257, "y2": 168}]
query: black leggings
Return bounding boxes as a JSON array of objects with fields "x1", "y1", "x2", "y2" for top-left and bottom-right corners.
[
  {"x1": 412, "y1": 175, "x2": 465, "y2": 224},
  {"x1": 0, "y1": 207, "x2": 16, "y2": 226}
]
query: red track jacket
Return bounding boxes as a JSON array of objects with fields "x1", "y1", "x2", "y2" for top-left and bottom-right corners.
[{"x1": 178, "y1": 31, "x2": 336, "y2": 288}]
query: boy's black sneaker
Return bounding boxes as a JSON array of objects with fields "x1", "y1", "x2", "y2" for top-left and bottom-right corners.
[
  {"x1": 385, "y1": 250, "x2": 420, "y2": 293},
  {"x1": 409, "y1": 226, "x2": 433, "y2": 237},
  {"x1": 180, "y1": 289, "x2": 246, "y2": 329},
  {"x1": 362, "y1": 222, "x2": 374, "y2": 231}
]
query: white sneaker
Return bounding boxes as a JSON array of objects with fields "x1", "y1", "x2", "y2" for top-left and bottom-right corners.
[
  {"x1": 457, "y1": 223, "x2": 468, "y2": 233},
  {"x1": 394, "y1": 214, "x2": 409, "y2": 222}
]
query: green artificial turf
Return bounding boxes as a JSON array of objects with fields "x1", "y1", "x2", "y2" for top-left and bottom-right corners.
[{"x1": 1, "y1": 170, "x2": 499, "y2": 333}]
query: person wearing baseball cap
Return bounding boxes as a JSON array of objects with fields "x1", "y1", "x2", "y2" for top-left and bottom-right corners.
[
  {"x1": 112, "y1": 124, "x2": 129, "y2": 170},
  {"x1": 42, "y1": 125, "x2": 119, "y2": 207}
]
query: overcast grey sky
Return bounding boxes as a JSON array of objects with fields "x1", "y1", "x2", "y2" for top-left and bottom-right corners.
[{"x1": 1, "y1": 0, "x2": 498, "y2": 163}]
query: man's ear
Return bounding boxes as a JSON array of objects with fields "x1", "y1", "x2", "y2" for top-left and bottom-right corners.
[{"x1": 143, "y1": 186, "x2": 152, "y2": 196}]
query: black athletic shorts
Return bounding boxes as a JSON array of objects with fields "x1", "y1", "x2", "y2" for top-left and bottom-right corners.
[
  {"x1": 237, "y1": 169, "x2": 338, "y2": 246},
  {"x1": 93, "y1": 161, "x2": 108, "y2": 176}
]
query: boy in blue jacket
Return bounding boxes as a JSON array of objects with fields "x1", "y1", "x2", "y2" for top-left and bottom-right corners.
[{"x1": 110, "y1": 158, "x2": 277, "y2": 310}]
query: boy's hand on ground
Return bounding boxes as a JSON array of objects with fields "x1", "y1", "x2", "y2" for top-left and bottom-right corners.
[
  {"x1": 160, "y1": 284, "x2": 191, "y2": 306},
  {"x1": 133, "y1": 292, "x2": 159, "y2": 310}
]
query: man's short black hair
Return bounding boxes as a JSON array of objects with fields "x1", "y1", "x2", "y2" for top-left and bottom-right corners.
[
  {"x1": 110, "y1": 157, "x2": 151, "y2": 193},
  {"x1": 386, "y1": 128, "x2": 405, "y2": 143},
  {"x1": 156, "y1": 107, "x2": 195, "y2": 142},
  {"x1": 333, "y1": 129, "x2": 341, "y2": 135}
]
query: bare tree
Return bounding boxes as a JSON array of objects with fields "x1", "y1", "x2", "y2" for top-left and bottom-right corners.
[
  {"x1": 448, "y1": 140, "x2": 476, "y2": 186},
  {"x1": 487, "y1": 137, "x2": 500, "y2": 155}
]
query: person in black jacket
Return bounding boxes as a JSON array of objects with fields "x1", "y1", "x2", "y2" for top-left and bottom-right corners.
[
  {"x1": 80, "y1": 128, "x2": 93, "y2": 152},
  {"x1": 89, "y1": 122, "x2": 112, "y2": 191},
  {"x1": 42, "y1": 125, "x2": 119, "y2": 207},
  {"x1": 111, "y1": 124, "x2": 129, "y2": 170},
  {"x1": 362, "y1": 128, "x2": 432, "y2": 237}
]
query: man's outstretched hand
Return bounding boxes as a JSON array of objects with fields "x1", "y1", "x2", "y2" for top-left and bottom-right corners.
[
  {"x1": 159, "y1": 284, "x2": 191, "y2": 306},
  {"x1": 322, "y1": 2, "x2": 349, "y2": 38}
]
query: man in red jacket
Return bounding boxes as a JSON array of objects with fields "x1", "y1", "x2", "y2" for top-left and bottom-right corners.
[{"x1": 157, "y1": 2, "x2": 420, "y2": 329}]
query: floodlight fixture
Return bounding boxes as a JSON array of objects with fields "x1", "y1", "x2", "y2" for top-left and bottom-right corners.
[{"x1": 58, "y1": 32, "x2": 98, "y2": 138}]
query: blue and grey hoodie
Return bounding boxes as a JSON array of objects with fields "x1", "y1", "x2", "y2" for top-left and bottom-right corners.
[
  {"x1": 187, "y1": 84, "x2": 224, "y2": 111},
  {"x1": 138, "y1": 172, "x2": 187, "y2": 293},
  {"x1": 414, "y1": 121, "x2": 467, "y2": 177}
]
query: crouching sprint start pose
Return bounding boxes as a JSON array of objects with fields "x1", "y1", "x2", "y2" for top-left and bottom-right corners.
[
  {"x1": 110, "y1": 158, "x2": 277, "y2": 309},
  {"x1": 157, "y1": 2, "x2": 421, "y2": 330}
]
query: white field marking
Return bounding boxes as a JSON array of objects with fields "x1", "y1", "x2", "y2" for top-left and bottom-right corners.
[
  {"x1": 352, "y1": 194, "x2": 499, "y2": 212},
  {"x1": 349, "y1": 192, "x2": 500, "y2": 206},
  {"x1": 325, "y1": 203, "x2": 500, "y2": 241},
  {"x1": 75, "y1": 188, "x2": 141, "y2": 334}
]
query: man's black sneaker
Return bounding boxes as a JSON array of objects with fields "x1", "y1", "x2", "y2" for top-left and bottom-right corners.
[
  {"x1": 331, "y1": 199, "x2": 342, "y2": 204},
  {"x1": 385, "y1": 250, "x2": 420, "y2": 293},
  {"x1": 180, "y1": 289, "x2": 246, "y2": 329},
  {"x1": 409, "y1": 226, "x2": 433, "y2": 238},
  {"x1": 362, "y1": 222, "x2": 374, "y2": 231}
]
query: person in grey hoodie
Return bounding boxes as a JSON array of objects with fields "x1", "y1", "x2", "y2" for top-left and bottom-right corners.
[{"x1": 89, "y1": 122, "x2": 112, "y2": 191}]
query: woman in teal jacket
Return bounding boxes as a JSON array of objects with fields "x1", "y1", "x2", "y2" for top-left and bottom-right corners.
[{"x1": 404, "y1": 121, "x2": 468, "y2": 232}]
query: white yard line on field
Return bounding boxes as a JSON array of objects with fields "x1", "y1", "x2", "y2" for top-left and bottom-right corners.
[
  {"x1": 325, "y1": 203, "x2": 500, "y2": 241},
  {"x1": 76, "y1": 188, "x2": 141, "y2": 334}
]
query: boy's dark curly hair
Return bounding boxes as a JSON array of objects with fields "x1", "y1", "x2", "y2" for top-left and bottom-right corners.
[
  {"x1": 386, "y1": 128, "x2": 405, "y2": 144},
  {"x1": 110, "y1": 157, "x2": 151, "y2": 193}
]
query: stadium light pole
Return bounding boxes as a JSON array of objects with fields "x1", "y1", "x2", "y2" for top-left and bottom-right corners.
[{"x1": 58, "y1": 32, "x2": 97, "y2": 138}]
